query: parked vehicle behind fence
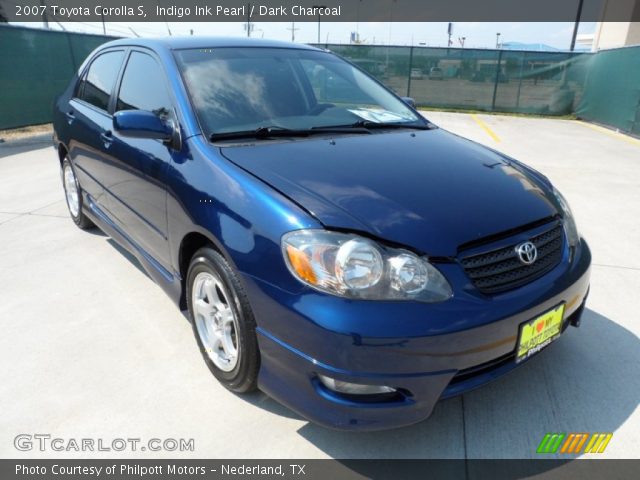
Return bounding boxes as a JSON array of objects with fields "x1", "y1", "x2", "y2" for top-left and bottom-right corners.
[{"x1": 428, "y1": 67, "x2": 443, "y2": 80}]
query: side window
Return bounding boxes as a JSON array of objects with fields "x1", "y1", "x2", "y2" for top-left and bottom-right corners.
[
  {"x1": 77, "y1": 51, "x2": 124, "y2": 111},
  {"x1": 116, "y1": 52, "x2": 172, "y2": 120}
]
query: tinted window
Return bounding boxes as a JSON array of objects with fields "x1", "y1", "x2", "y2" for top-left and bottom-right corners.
[
  {"x1": 300, "y1": 60, "x2": 371, "y2": 104},
  {"x1": 116, "y1": 52, "x2": 172, "y2": 120},
  {"x1": 78, "y1": 51, "x2": 124, "y2": 111}
]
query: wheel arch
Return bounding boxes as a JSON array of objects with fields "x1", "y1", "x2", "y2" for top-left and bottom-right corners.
[
  {"x1": 57, "y1": 142, "x2": 69, "y2": 166},
  {"x1": 177, "y1": 229, "x2": 233, "y2": 310}
]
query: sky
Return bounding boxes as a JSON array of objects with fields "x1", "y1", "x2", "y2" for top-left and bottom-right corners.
[{"x1": 12, "y1": 21, "x2": 597, "y2": 50}]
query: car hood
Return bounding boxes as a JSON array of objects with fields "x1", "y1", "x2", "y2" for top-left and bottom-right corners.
[{"x1": 219, "y1": 129, "x2": 559, "y2": 257}]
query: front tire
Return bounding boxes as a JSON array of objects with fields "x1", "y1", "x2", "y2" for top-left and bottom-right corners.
[
  {"x1": 61, "y1": 158, "x2": 94, "y2": 230},
  {"x1": 187, "y1": 247, "x2": 259, "y2": 393}
]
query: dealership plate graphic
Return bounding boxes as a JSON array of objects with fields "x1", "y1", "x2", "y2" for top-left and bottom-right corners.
[{"x1": 516, "y1": 304, "x2": 565, "y2": 363}]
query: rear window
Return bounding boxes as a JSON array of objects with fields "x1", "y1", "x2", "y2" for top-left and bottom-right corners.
[{"x1": 77, "y1": 50, "x2": 124, "y2": 111}]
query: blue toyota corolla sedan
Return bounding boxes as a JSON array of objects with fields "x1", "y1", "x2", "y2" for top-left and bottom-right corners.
[{"x1": 53, "y1": 37, "x2": 591, "y2": 430}]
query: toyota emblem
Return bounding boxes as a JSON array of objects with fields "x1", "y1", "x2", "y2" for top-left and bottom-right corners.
[{"x1": 515, "y1": 241, "x2": 538, "y2": 265}]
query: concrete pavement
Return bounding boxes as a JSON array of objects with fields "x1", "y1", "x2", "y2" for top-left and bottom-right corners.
[{"x1": 0, "y1": 113, "x2": 638, "y2": 459}]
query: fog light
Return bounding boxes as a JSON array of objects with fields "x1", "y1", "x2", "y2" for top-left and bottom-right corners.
[{"x1": 318, "y1": 375, "x2": 396, "y2": 395}]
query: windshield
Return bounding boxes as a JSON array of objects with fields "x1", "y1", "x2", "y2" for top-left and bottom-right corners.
[{"x1": 173, "y1": 47, "x2": 423, "y2": 137}]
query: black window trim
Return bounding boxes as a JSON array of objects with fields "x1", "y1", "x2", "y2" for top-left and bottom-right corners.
[
  {"x1": 72, "y1": 47, "x2": 128, "y2": 117},
  {"x1": 113, "y1": 47, "x2": 177, "y2": 119}
]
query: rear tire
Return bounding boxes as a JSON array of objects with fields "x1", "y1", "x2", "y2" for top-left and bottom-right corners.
[
  {"x1": 187, "y1": 247, "x2": 259, "y2": 393},
  {"x1": 61, "y1": 157, "x2": 94, "y2": 230}
]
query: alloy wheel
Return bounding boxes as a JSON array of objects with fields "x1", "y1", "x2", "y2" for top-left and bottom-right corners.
[
  {"x1": 63, "y1": 163, "x2": 80, "y2": 217},
  {"x1": 191, "y1": 271, "x2": 240, "y2": 372}
]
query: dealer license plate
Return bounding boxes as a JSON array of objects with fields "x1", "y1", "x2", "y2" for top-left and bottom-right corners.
[{"x1": 516, "y1": 304, "x2": 565, "y2": 363}]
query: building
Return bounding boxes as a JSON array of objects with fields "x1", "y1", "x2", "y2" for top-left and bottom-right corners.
[
  {"x1": 575, "y1": 33, "x2": 595, "y2": 51},
  {"x1": 593, "y1": 22, "x2": 640, "y2": 50}
]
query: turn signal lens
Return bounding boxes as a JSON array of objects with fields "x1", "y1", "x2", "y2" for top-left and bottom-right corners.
[{"x1": 285, "y1": 244, "x2": 318, "y2": 285}]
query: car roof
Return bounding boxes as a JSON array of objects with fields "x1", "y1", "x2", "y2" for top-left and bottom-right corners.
[{"x1": 101, "y1": 36, "x2": 321, "y2": 52}]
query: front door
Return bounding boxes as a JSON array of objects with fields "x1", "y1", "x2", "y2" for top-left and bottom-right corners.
[{"x1": 104, "y1": 50, "x2": 176, "y2": 270}]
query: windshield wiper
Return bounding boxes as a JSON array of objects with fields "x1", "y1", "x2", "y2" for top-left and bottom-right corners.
[
  {"x1": 348, "y1": 120, "x2": 435, "y2": 130},
  {"x1": 210, "y1": 125, "x2": 370, "y2": 142}
]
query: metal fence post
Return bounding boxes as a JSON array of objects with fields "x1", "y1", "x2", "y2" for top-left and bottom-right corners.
[
  {"x1": 633, "y1": 96, "x2": 640, "y2": 135},
  {"x1": 515, "y1": 53, "x2": 526, "y2": 110},
  {"x1": 491, "y1": 49, "x2": 503, "y2": 111},
  {"x1": 65, "y1": 32, "x2": 78, "y2": 73},
  {"x1": 407, "y1": 46, "x2": 414, "y2": 97}
]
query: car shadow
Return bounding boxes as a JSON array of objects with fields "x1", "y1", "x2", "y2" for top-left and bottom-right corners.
[
  {"x1": 0, "y1": 136, "x2": 52, "y2": 159},
  {"x1": 234, "y1": 390, "x2": 305, "y2": 421},
  {"x1": 84, "y1": 225, "x2": 108, "y2": 237},
  {"x1": 292, "y1": 308, "x2": 638, "y2": 462},
  {"x1": 105, "y1": 237, "x2": 151, "y2": 280}
]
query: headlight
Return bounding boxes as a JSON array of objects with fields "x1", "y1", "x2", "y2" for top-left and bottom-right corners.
[
  {"x1": 552, "y1": 187, "x2": 580, "y2": 247},
  {"x1": 282, "y1": 230, "x2": 452, "y2": 302}
]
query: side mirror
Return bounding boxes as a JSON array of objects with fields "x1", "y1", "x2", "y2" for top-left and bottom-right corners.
[
  {"x1": 113, "y1": 110, "x2": 173, "y2": 141},
  {"x1": 400, "y1": 97, "x2": 416, "y2": 108}
]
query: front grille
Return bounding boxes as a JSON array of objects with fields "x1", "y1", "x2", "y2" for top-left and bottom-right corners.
[{"x1": 459, "y1": 223, "x2": 564, "y2": 294}]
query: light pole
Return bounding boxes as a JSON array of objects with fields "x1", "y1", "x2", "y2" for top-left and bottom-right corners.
[
  {"x1": 388, "y1": 0, "x2": 396, "y2": 46},
  {"x1": 39, "y1": 0, "x2": 49, "y2": 28},
  {"x1": 496, "y1": 32, "x2": 501, "y2": 49},
  {"x1": 313, "y1": 5, "x2": 326, "y2": 44},
  {"x1": 246, "y1": 3, "x2": 252, "y2": 38},
  {"x1": 356, "y1": 0, "x2": 362, "y2": 40},
  {"x1": 386, "y1": 0, "x2": 396, "y2": 70},
  {"x1": 570, "y1": 0, "x2": 585, "y2": 51},
  {"x1": 156, "y1": 0, "x2": 171, "y2": 36},
  {"x1": 287, "y1": 21, "x2": 299, "y2": 42}
]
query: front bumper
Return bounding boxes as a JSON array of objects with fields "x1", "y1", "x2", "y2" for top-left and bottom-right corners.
[{"x1": 243, "y1": 239, "x2": 591, "y2": 431}]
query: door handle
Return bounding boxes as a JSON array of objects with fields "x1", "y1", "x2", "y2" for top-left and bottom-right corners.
[
  {"x1": 65, "y1": 111, "x2": 75, "y2": 124},
  {"x1": 100, "y1": 130, "x2": 113, "y2": 148}
]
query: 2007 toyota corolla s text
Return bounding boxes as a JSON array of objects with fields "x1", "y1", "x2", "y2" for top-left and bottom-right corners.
[{"x1": 53, "y1": 37, "x2": 591, "y2": 430}]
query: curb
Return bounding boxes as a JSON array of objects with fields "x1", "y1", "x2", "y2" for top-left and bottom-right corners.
[{"x1": 0, "y1": 133, "x2": 53, "y2": 149}]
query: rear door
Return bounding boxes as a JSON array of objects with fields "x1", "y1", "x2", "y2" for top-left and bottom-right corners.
[
  {"x1": 68, "y1": 49, "x2": 125, "y2": 211},
  {"x1": 104, "y1": 49, "x2": 174, "y2": 269}
]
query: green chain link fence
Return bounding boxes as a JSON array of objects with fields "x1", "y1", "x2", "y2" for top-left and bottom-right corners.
[
  {"x1": 323, "y1": 44, "x2": 590, "y2": 115},
  {"x1": 1, "y1": 25, "x2": 639, "y2": 137},
  {"x1": 576, "y1": 45, "x2": 640, "y2": 136}
]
